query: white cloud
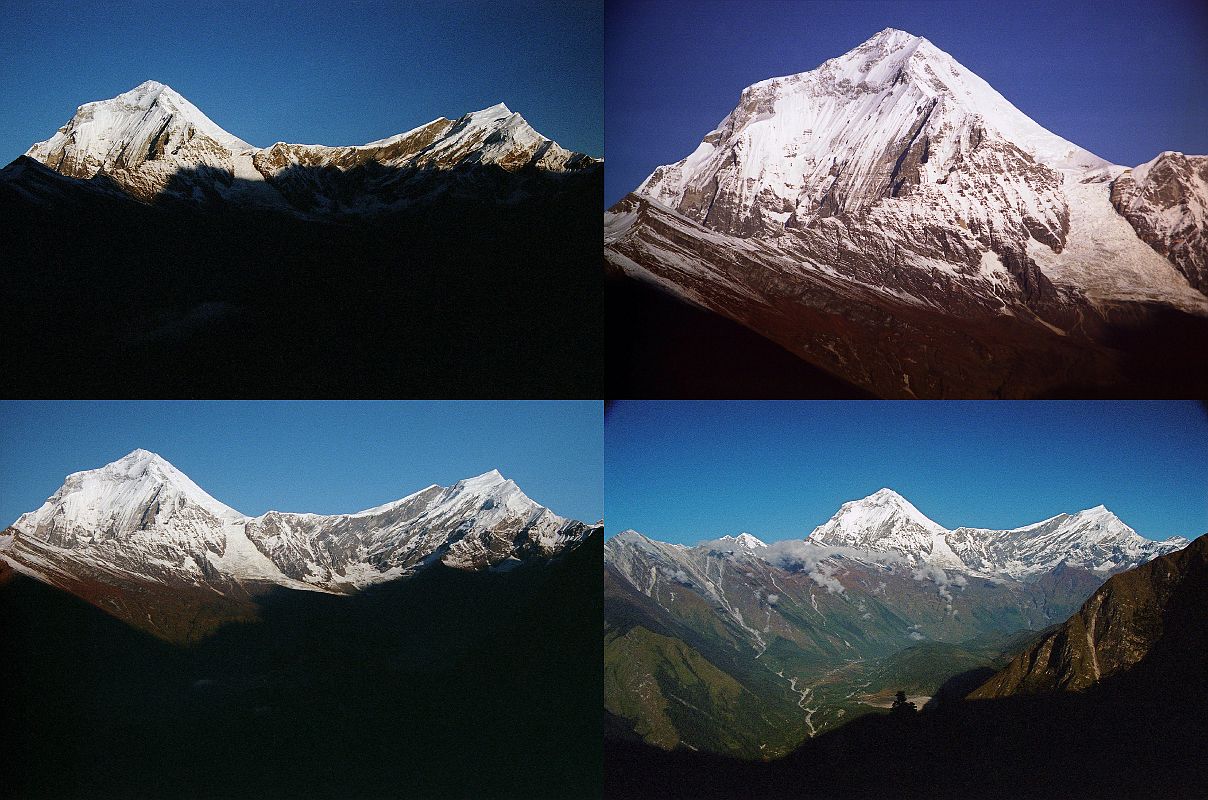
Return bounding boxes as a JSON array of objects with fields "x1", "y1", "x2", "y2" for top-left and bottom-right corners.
[
  {"x1": 911, "y1": 564, "x2": 967, "y2": 608},
  {"x1": 759, "y1": 541, "x2": 906, "y2": 596},
  {"x1": 808, "y1": 564, "x2": 845, "y2": 595},
  {"x1": 658, "y1": 565, "x2": 692, "y2": 584},
  {"x1": 762, "y1": 541, "x2": 905, "y2": 571}
]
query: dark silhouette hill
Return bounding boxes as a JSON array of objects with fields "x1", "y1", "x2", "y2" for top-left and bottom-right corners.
[
  {"x1": 1, "y1": 158, "x2": 601, "y2": 397},
  {"x1": 606, "y1": 275, "x2": 874, "y2": 398},
  {"x1": 1, "y1": 530, "x2": 602, "y2": 799}
]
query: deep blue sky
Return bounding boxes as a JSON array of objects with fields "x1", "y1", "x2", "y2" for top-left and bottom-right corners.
[
  {"x1": 605, "y1": 0, "x2": 1208, "y2": 204},
  {"x1": 0, "y1": 402, "x2": 602, "y2": 524},
  {"x1": 0, "y1": 0, "x2": 602, "y2": 165},
  {"x1": 605, "y1": 401, "x2": 1208, "y2": 544}
]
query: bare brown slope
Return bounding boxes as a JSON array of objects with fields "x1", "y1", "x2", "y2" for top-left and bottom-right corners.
[{"x1": 970, "y1": 533, "x2": 1208, "y2": 698}]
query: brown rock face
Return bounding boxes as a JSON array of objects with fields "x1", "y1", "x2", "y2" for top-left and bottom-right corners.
[
  {"x1": 1111, "y1": 153, "x2": 1208, "y2": 295},
  {"x1": 970, "y1": 534, "x2": 1208, "y2": 698},
  {"x1": 0, "y1": 527, "x2": 261, "y2": 642},
  {"x1": 607, "y1": 194, "x2": 1123, "y2": 398}
]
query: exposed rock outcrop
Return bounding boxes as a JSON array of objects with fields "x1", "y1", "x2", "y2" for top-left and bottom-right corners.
[
  {"x1": 970, "y1": 533, "x2": 1207, "y2": 697},
  {"x1": 1111, "y1": 152, "x2": 1208, "y2": 294}
]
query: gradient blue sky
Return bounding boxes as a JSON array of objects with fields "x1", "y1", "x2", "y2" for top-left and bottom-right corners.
[
  {"x1": 0, "y1": 402, "x2": 602, "y2": 524},
  {"x1": 605, "y1": 401, "x2": 1208, "y2": 544},
  {"x1": 605, "y1": 0, "x2": 1208, "y2": 204},
  {"x1": 0, "y1": 0, "x2": 602, "y2": 165}
]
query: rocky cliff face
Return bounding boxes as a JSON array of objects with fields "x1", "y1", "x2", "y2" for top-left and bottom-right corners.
[
  {"x1": 1111, "y1": 152, "x2": 1208, "y2": 294},
  {"x1": 970, "y1": 533, "x2": 1207, "y2": 697},
  {"x1": 608, "y1": 28, "x2": 1208, "y2": 398},
  {"x1": 21, "y1": 81, "x2": 600, "y2": 214}
]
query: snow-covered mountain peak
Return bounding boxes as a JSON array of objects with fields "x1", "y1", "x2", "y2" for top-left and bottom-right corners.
[
  {"x1": 636, "y1": 27, "x2": 1109, "y2": 235},
  {"x1": 868, "y1": 26, "x2": 922, "y2": 44},
  {"x1": 98, "y1": 448, "x2": 196, "y2": 491},
  {"x1": 45, "y1": 449, "x2": 244, "y2": 525},
  {"x1": 946, "y1": 505, "x2": 1188, "y2": 579},
  {"x1": 799, "y1": 29, "x2": 1101, "y2": 169},
  {"x1": 710, "y1": 532, "x2": 769, "y2": 550},
  {"x1": 105, "y1": 81, "x2": 250, "y2": 149},
  {"x1": 24, "y1": 80, "x2": 252, "y2": 188},
  {"x1": 865, "y1": 487, "x2": 908, "y2": 503},
  {"x1": 108, "y1": 447, "x2": 165, "y2": 468},
  {"x1": 448, "y1": 468, "x2": 510, "y2": 496},
  {"x1": 3, "y1": 457, "x2": 594, "y2": 604},
  {"x1": 1058, "y1": 504, "x2": 1135, "y2": 538},
  {"x1": 419, "y1": 470, "x2": 569, "y2": 546},
  {"x1": 809, "y1": 27, "x2": 930, "y2": 86},
  {"x1": 466, "y1": 102, "x2": 514, "y2": 121},
  {"x1": 827, "y1": 488, "x2": 945, "y2": 533},
  {"x1": 9, "y1": 449, "x2": 247, "y2": 564},
  {"x1": 808, "y1": 489, "x2": 957, "y2": 566},
  {"x1": 441, "y1": 105, "x2": 560, "y2": 165},
  {"x1": 115, "y1": 80, "x2": 171, "y2": 105},
  {"x1": 19, "y1": 83, "x2": 600, "y2": 213}
]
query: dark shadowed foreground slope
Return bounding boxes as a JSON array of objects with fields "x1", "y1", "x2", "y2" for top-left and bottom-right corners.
[
  {"x1": 1, "y1": 159, "x2": 602, "y2": 397},
  {"x1": 1, "y1": 531, "x2": 602, "y2": 800},
  {"x1": 606, "y1": 276, "x2": 874, "y2": 398}
]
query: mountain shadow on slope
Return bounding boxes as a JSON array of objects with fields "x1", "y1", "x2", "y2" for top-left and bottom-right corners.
[
  {"x1": 606, "y1": 273, "x2": 1208, "y2": 399},
  {"x1": 606, "y1": 275, "x2": 874, "y2": 398},
  {"x1": 0, "y1": 530, "x2": 602, "y2": 800},
  {"x1": 0, "y1": 158, "x2": 602, "y2": 397},
  {"x1": 606, "y1": 661, "x2": 1207, "y2": 800}
]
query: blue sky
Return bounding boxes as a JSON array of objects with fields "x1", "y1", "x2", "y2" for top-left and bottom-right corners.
[
  {"x1": 605, "y1": 0, "x2": 1208, "y2": 204},
  {"x1": 0, "y1": 402, "x2": 602, "y2": 524},
  {"x1": 605, "y1": 401, "x2": 1208, "y2": 544},
  {"x1": 0, "y1": 0, "x2": 602, "y2": 165}
]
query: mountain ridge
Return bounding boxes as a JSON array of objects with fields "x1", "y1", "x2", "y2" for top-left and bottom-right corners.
[
  {"x1": 615, "y1": 487, "x2": 1186, "y2": 580},
  {"x1": 18, "y1": 80, "x2": 600, "y2": 214},
  {"x1": 1, "y1": 450, "x2": 596, "y2": 640}
]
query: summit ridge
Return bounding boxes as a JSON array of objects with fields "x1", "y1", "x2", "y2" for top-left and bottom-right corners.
[
  {"x1": 18, "y1": 81, "x2": 600, "y2": 212},
  {"x1": 2, "y1": 450, "x2": 595, "y2": 599}
]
